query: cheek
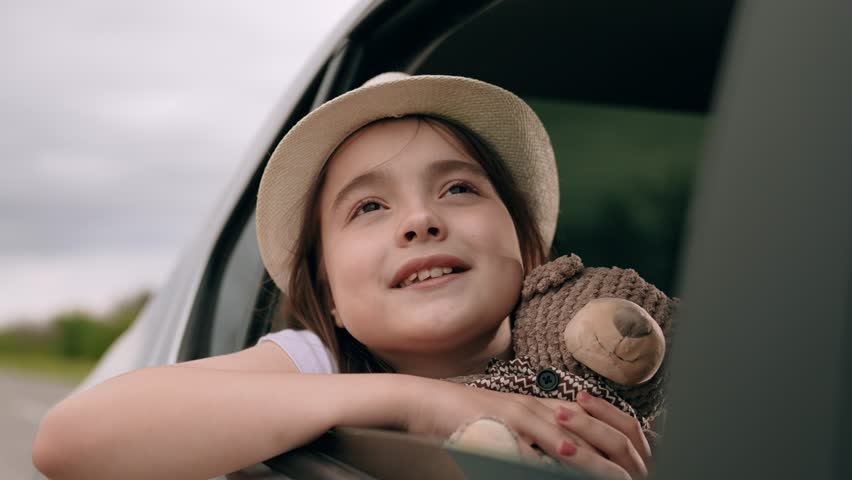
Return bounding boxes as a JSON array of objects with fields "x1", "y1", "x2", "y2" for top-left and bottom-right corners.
[
  {"x1": 325, "y1": 242, "x2": 363, "y2": 295},
  {"x1": 458, "y1": 203, "x2": 525, "y2": 314},
  {"x1": 321, "y1": 228, "x2": 388, "y2": 319},
  {"x1": 461, "y1": 203, "x2": 523, "y2": 260},
  {"x1": 474, "y1": 256, "x2": 523, "y2": 310}
]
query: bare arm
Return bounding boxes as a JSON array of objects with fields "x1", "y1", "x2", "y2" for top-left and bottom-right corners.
[
  {"x1": 32, "y1": 343, "x2": 414, "y2": 480},
  {"x1": 33, "y1": 343, "x2": 650, "y2": 479}
]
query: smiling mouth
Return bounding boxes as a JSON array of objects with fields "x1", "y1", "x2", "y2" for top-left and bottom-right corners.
[{"x1": 394, "y1": 266, "x2": 468, "y2": 288}]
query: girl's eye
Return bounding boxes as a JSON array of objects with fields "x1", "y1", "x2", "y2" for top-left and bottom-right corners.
[
  {"x1": 446, "y1": 182, "x2": 476, "y2": 195},
  {"x1": 353, "y1": 201, "x2": 384, "y2": 218}
]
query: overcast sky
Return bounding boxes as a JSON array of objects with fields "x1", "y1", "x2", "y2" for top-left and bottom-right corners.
[{"x1": 0, "y1": 0, "x2": 357, "y2": 327}]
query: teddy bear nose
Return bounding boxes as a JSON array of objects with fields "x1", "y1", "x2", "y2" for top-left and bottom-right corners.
[{"x1": 614, "y1": 308, "x2": 653, "y2": 338}]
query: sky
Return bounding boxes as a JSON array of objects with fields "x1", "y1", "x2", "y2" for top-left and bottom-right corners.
[{"x1": 0, "y1": 0, "x2": 358, "y2": 328}]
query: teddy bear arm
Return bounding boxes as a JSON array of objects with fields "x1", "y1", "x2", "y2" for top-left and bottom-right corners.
[{"x1": 446, "y1": 418, "x2": 528, "y2": 460}]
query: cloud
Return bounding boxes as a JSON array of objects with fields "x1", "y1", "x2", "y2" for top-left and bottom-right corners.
[{"x1": 0, "y1": 0, "x2": 357, "y2": 323}]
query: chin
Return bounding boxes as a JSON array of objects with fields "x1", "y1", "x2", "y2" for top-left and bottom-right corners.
[{"x1": 403, "y1": 307, "x2": 508, "y2": 345}]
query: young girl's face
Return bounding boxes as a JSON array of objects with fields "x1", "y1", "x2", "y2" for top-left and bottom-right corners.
[{"x1": 318, "y1": 118, "x2": 524, "y2": 362}]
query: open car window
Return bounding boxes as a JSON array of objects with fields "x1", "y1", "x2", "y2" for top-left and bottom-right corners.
[
  {"x1": 189, "y1": 0, "x2": 731, "y2": 359},
  {"x1": 183, "y1": 0, "x2": 740, "y2": 478}
]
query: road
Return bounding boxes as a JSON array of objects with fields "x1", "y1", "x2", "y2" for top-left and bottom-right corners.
[{"x1": 0, "y1": 371, "x2": 75, "y2": 480}]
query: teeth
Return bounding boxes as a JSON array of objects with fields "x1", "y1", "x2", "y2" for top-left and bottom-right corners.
[{"x1": 399, "y1": 266, "x2": 458, "y2": 288}]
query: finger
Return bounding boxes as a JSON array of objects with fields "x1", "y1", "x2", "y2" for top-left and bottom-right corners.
[
  {"x1": 537, "y1": 397, "x2": 588, "y2": 415},
  {"x1": 578, "y1": 391, "x2": 652, "y2": 460},
  {"x1": 557, "y1": 443, "x2": 632, "y2": 480},
  {"x1": 525, "y1": 398, "x2": 594, "y2": 451},
  {"x1": 505, "y1": 404, "x2": 597, "y2": 468},
  {"x1": 555, "y1": 406, "x2": 647, "y2": 479},
  {"x1": 516, "y1": 440, "x2": 545, "y2": 463}
]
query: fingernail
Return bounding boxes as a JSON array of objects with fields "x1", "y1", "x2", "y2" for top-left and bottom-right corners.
[
  {"x1": 577, "y1": 391, "x2": 592, "y2": 403},
  {"x1": 557, "y1": 407, "x2": 574, "y2": 422},
  {"x1": 559, "y1": 440, "x2": 577, "y2": 456}
]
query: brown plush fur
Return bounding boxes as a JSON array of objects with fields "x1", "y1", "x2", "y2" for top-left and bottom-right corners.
[{"x1": 449, "y1": 254, "x2": 678, "y2": 428}]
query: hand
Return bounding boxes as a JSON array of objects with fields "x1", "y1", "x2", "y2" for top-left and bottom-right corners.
[
  {"x1": 404, "y1": 378, "x2": 598, "y2": 466},
  {"x1": 546, "y1": 391, "x2": 651, "y2": 479}
]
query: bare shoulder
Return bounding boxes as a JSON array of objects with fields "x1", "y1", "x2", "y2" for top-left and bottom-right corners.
[{"x1": 174, "y1": 342, "x2": 299, "y2": 374}]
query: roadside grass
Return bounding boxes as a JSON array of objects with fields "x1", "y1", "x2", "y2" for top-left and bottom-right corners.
[{"x1": 0, "y1": 351, "x2": 94, "y2": 384}]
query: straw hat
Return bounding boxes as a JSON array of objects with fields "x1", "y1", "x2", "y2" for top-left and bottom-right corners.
[{"x1": 256, "y1": 72, "x2": 559, "y2": 290}]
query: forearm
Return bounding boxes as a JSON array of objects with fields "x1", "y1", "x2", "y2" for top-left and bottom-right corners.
[{"x1": 33, "y1": 367, "x2": 416, "y2": 480}]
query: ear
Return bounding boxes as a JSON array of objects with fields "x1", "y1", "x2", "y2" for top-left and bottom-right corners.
[
  {"x1": 318, "y1": 257, "x2": 345, "y2": 329},
  {"x1": 331, "y1": 307, "x2": 345, "y2": 329},
  {"x1": 327, "y1": 291, "x2": 344, "y2": 328},
  {"x1": 521, "y1": 254, "x2": 584, "y2": 301}
]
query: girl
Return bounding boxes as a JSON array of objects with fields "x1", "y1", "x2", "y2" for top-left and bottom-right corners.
[{"x1": 33, "y1": 73, "x2": 652, "y2": 480}]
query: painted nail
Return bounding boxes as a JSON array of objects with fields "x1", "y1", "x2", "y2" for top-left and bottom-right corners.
[
  {"x1": 577, "y1": 391, "x2": 592, "y2": 403},
  {"x1": 557, "y1": 407, "x2": 574, "y2": 422},
  {"x1": 559, "y1": 440, "x2": 577, "y2": 456}
]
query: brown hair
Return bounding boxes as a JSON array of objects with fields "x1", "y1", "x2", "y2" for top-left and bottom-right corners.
[{"x1": 284, "y1": 115, "x2": 549, "y2": 373}]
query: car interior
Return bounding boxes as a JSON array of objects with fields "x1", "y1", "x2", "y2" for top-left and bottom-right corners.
[{"x1": 171, "y1": 1, "x2": 851, "y2": 478}]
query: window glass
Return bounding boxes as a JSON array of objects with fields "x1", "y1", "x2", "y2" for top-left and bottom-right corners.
[
  {"x1": 207, "y1": 211, "x2": 267, "y2": 356},
  {"x1": 528, "y1": 98, "x2": 706, "y2": 294}
]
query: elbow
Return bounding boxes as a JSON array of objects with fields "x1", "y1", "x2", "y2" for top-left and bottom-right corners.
[
  {"x1": 32, "y1": 404, "x2": 85, "y2": 479},
  {"x1": 32, "y1": 428, "x2": 59, "y2": 478}
]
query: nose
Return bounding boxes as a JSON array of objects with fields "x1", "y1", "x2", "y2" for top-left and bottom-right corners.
[
  {"x1": 613, "y1": 307, "x2": 654, "y2": 338},
  {"x1": 396, "y1": 205, "x2": 447, "y2": 246}
]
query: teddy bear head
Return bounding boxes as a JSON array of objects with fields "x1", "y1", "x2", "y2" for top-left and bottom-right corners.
[{"x1": 512, "y1": 254, "x2": 677, "y2": 423}]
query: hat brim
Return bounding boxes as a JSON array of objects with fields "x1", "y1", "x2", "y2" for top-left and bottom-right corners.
[{"x1": 257, "y1": 74, "x2": 558, "y2": 290}]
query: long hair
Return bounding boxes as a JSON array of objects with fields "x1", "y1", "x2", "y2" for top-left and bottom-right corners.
[{"x1": 285, "y1": 115, "x2": 549, "y2": 373}]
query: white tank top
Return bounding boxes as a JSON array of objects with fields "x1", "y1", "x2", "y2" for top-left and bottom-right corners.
[{"x1": 257, "y1": 328, "x2": 337, "y2": 374}]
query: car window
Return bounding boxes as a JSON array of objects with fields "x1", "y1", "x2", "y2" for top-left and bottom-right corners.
[
  {"x1": 187, "y1": 0, "x2": 730, "y2": 360},
  {"x1": 205, "y1": 212, "x2": 266, "y2": 356}
]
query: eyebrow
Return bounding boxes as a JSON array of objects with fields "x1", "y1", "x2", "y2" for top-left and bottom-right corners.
[
  {"x1": 330, "y1": 168, "x2": 393, "y2": 214},
  {"x1": 330, "y1": 158, "x2": 490, "y2": 215},
  {"x1": 426, "y1": 158, "x2": 489, "y2": 183}
]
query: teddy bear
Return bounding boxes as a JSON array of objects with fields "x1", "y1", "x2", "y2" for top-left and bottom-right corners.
[{"x1": 444, "y1": 253, "x2": 677, "y2": 463}]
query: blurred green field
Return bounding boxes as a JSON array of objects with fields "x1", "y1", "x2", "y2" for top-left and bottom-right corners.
[
  {"x1": 0, "y1": 351, "x2": 95, "y2": 383},
  {"x1": 0, "y1": 291, "x2": 149, "y2": 383}
]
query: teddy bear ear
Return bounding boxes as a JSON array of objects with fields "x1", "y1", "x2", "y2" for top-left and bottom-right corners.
[{"x1": 522, "y1": 254, "x2": 585, "y2": 301}]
